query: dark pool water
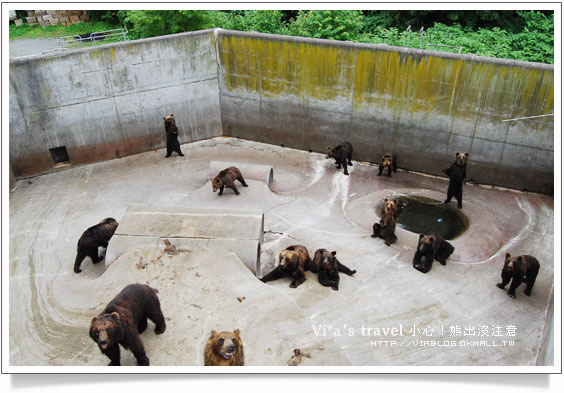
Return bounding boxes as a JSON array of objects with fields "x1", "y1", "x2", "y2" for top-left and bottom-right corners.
[{"x1": 377, "y1": 196, "x2": 469, "y2": 240}]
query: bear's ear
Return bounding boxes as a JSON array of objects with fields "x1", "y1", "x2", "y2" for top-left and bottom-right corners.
[
  {"x1": 163, "y1": 117, "x2": 166, "y2": 120},
  {"x1": 456, "y1": 152, "x2": 460, "y2": 156},
  {"x1": 505, "y1": 252, "x2": 511, "y2": 259},
  {"x1": 384, "y1": 198, "x2": 388, "y2": 203},
  {"x1": 110, "y1": 312, "x2": 120, "y2": 321},
  {"x1": 464, "y1": 153, "x2": 468, "y2": 157},
  {"x1": 419, "y1": 233, "x2": 425, "y2": 239},
  {"x1": 209, "y1": 330, "x2": 217, "y2": 338},
  {"x1": 91, "y1": 316, "x2": 98, "y2": 324},
  {"x1": 233, "y1": 328, "x2": 240, "y2": 336},
  {"x1": 331, "y1": 251, "x2": 337, "y2": 256}
]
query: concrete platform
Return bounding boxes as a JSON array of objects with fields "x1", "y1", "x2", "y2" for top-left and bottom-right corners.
[{"x1": 7, "y1": 137, "x2": 555, "y2": 368}]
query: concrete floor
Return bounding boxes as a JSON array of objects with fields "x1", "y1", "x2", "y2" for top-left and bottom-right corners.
[{"x1": 8, "y1": 137, "x2": 554, "y2": 367}]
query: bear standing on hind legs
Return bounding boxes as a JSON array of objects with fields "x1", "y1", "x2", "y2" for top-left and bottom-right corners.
[
  {"x1": 443, "y1": 152, "x2": 468, "y2": 209},
  {"x1": 163, "y1": 114, "x2": 184, "y2": 157},
  {"x1": 89, "y1": 283, "x2": 166, "y2": 366},
  {"x1": 496, "y1": 253, "x2": 540, "y2": 298},
  {"x1": 74, "y1": 218, "x2": 118, "y2": 273},
  {"x1": 326, "y1": 141, "x2": 353, "y2": 175}
]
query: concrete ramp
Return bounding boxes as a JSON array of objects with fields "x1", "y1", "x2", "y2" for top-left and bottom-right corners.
[
  {"x1": 106, "y1": 204, "x2": 264, "y2": 274},
  {"x1": 207, "y1": 161, "x2": 274, "y2": 188}
]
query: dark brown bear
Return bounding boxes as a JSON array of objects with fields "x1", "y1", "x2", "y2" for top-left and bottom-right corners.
[
  {"x1": 326, "y1": 141, "x2": 353, "y2": 175},
  {"x1": 372, "y1": 199, "x2": 405, "y2": 246},
  {"x1": 496, "y1": 253, "x2": 540, "y2": 298},
  {"x1": 443, "y1": 152, "x2": 468, "y2": 209},
  {"x1": 378, "y1": 152, "x2": 398, "y2": 177},
  {"x1": 74, "y1": 217, "x2": 119, "y2": 273},
  {"x1": 412, "y1": 233, "x2": 454, "y2": 273},
  {"x1": 163, "y1": 114, "x2": 184, "y2": 157},
  {"x1": 204, "y1": 329, "x2": 244, "y2": 366},
  {"x1": 89, "y1": 284, "x2": 166, "y2": 366},
  {"x1": 260, "y1": 245, "x2": 311, "y2": 288},
  {"x1": 211, "y1": 167, "x2": 248, "y2": 196},
  {"x1": 308, "y1": 249, "x2": 356, "y2": 290}
]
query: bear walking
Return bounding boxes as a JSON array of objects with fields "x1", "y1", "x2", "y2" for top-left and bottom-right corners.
[
  {"x1": 308, "y1": 249, "x2": 356, "y2": 290},
  {"x1": 74, "y1": 218, "x2": 118, "y2": 273},
  {"x1": 89, "y1": 284, "x2": 166, "y2": 366},
  {"x1": 412, "y1": 233, "x2": 454, "y2": 273},
  {"x1": 326, "y1": 141, "x2": 353, "y2": 175},
  {"x1": 204, "y1": 329, "x2": 244, "y2": 366},
  {"x1": 260, "y1": 245, "x2": 311, "y2": 288},
  {"x1": 211, "y1": 166, "x2": 248, "y2": 196},
  {"x1": 377, "y1": 152, "x2": 398, "y2": 177},
  {"x1": 443, "y1": 152, "x2": 468, "y2": 209},
  {"x1": 496, "y1": 253, "x2": 540, "y2": 298},
  {"x1": 163, "y1": 114, "x2": 184, "y2": 157}
]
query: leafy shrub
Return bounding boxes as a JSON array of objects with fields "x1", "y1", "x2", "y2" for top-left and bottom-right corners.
[
  {"x1": 288, "y1": 10, "x2": 364, "y2": 41},
  {"x1": 124, "y1": 10, "x2": 212, "y2": 39}
]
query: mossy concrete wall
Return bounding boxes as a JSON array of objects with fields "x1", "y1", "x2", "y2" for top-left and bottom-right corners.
[
  {"x1": 218, "y1": 30, "x2": 554, "y2": 194},
  {"x1": 9, "y1": 29, "x2": 222, "y2": 178},
  {"x1": 10, "y1": 29, "x2": 553, "y2": 193}
]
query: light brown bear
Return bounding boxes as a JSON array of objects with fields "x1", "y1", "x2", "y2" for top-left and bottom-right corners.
[
  {"x1": 204, "y1": 329, "x2": 244, "y2": 366},
  {"x1": 211, "y1": 167, "x2": 249, "y2": 196}
]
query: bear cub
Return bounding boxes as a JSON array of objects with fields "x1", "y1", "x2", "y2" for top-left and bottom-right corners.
[
  {"x1": 163, "y1": 114, "x2": 184, "y2": 157},
  {"x1": 326, "y1": 141, "x2": 353, "y2": 175},
  {"x1": 443, "y1": 152, "x2": 468, "y2": 209},
  {"x1": 309, "y1": 249, "x2": 356, "y2": 290},
  {"x1": 89, "y1": 283, "x2": 166, "y2": 366},
  {"x1": 372, "y1": 199, "x2": 405, "y2": 246},
  {"x1": 412, "y1": 233, "x2": 454, "y2": 274},
  {"x1": 378, "y1": 152, "x2": 398, "y2": 177},
  {"x1": 211, "y1": 167, "x2": 249, "y2": 196},
  {"x1": 496, "y1": 253, "x2": 540, "y2": 298},
  {"x1": 204, "y1": 329, "x2": 244, "y2": 366},
  {"x1": 74, "y1": 217, "x2": 118, "y2": 273},
  {"x1": 260, "y1": 245, "x2": 311, "y2": 288}
]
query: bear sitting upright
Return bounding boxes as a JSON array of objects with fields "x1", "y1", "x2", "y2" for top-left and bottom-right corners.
[
  {"x1": 211, "y1": 167, "x2": 249, "y2": 196},
  {"x1": 443, "y1": 152, "x2": 468, "y2": 209},
  {"x1": 378, "y1": 152, "x2": 398, "y2": 177},
  {"x1": 326, "y1": 141, "x2": 353, "y2": 175},
  {"x1": 89, "y1": 283, "x2": 166, "y2": 366},
  {"x1": 163, "y1": 114, "x2": 184, "y2": 158},
  {"x1": 412, "y1": 233, "x2": 454, "y2": 274},
  {"x1": 204, "y1": 329, "x2": 244, "y2": 366},
  {"x1": 496, "y1": 253, "x2": 540, "y2": 298},
  {"x1": 74, "y1": 217, "x2": 119, "y2": 273},
  {"x1": 308, "y1": 249, "x2": 356, "y2": 290},
  {"x1": 372, "y1": 199, "x2": 405, "y2": 246},
  {"x1": 260, "y1": 245, "x2": 311, "y2": 288}
]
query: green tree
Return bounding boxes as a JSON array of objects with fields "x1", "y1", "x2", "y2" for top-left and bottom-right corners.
[
  {"x1": 289, "y1": 10, "x2": 364, "y2": 41},
  {"x1": 210, "y1": 10, "x2": 289, "y2": 35},
  {"x1": 124, "y1": 10, "x2": 212, "y2": 39}
]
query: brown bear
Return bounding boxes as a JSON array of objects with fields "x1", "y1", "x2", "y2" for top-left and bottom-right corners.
[
  {"x1": 412, "y1": 233, "x2": 454, "y2": 273},
  {"x1": 260, "y1": 245, "x2": 311, "y2": 288},
  {"x1": 326, "y1": 141, "x2": 353, "y2": 175},
  {"x1": 211, "y1": 167, "x2": 249, "y2": 196},
  {"x1": 163, "y1": 114, "x2": 184, "y2": 157},
  {"x1": 89, "y1": 283, "x2": 166, "y2": 366},
  {"x1": 378, "y1": 152, "x2": 398, "y2": 177},
  {"x1": 308, "y1": 249, "x2": 356, "y2": 290},
  {"x1": 443, "y1": 152, "x2": 468, "y2": 209},
  {"x1": 496, "y1": 253, "x2": 540, "y2": 298},
  {"x1": 204, "y1": 329, "x2": 244, "y2": 366},
  {"x1": 372, "y1": 199, "x2": 405, "y2": 246},
  {"x1": 74, "y1": 217, "x2": 119, "y2": 273}
]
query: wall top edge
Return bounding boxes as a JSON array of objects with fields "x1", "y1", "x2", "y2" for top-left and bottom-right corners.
[
  {"x1": 215, "y1": 28, "x2": 554, "y2": 71},
  {"x1": 9, "y1": 28, "x2": 216, "y2": 65}
]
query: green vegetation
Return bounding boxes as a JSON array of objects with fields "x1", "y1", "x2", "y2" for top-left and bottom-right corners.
[{"x1": 9, "y1": 10, "x2": 554, "y2": 64}]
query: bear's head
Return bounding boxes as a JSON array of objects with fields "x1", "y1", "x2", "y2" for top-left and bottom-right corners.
[
  {"x1": 207, "y1": 329, "x2": 243, "y2": 361},
  {"x1": 326, "y1": 145, "x2": 341, "y2": 160},
  {"x1": 100, "y1": 217, "x2": 119, "y2": 234},
  {"x1": 455, "y1": 152, "x2": 468, "y2": 167},
  {"x1": 504, "y1": 252, "x2": 523, "y2": 274},
  {"x1": 315, "y1": 249, "x2": 337, "y2": 271},
  {"x1": 381, "y1": 154, "x2": 393, "y2": 168},
  {"x1": 163, "y1": 114, "x2": 175, "y2": 128},
  {"x1": 383, "y1": 199, "x2": 397, "y2": 216},
  {"x1": 418, "y1": 234, "x2": 437, "y2": 253},
  {"x1": 210, "y1": 176, "x2": 223, "y2": 192},
  {"x1": 279, "y1": 249, "x2": 299, "y2": 269},
  {"x1": 89, "y1": 312, "x2": 124, "y2": 351}
]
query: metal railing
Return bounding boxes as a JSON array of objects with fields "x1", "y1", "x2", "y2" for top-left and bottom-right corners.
[{"x1": 58, "y1": 28, "x2": 128, "y2": 50}]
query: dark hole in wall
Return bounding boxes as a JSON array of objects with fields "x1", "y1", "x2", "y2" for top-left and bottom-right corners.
[
  {"x1": 48, "y1": 146, "x2": 70, "y2": 166},
  {"x1": 377, "y1": 196, "x2": 469, "y2": 240}
]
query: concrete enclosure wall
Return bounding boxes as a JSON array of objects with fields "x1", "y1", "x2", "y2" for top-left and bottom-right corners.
[
  {"x1": 9, "y1": 29, "x2": 222, "y2": 177},
  {"x1": 10, "y1": 29, "x2": 554, "y2": 193}
]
